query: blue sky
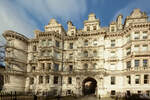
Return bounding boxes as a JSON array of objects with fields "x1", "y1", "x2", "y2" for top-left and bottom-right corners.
[{"x1": 0, "y1": 0, "x2": 150, "y2": 42}]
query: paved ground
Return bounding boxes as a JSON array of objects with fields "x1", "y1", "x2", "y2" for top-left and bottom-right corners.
[{"x1": 60, "y1": 95, "x2": 115, "y2": 100}]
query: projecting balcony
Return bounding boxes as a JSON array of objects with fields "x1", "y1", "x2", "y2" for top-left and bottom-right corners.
[
  {"x1": 107, "y1": 56, "x2": 119, "y2": 62},
  {"x1": 132, "y1": 51, "x2": 150, "y2": 56},
  {"x1": 65, "y1": 56, "x2": 74, "y2": 62},
  {"x1": 74, "y1": 68, "x2": 106, "y2": 75},
  {"x1": 5, "y1": 44, "x2": 14, "y2": 48},
  {"x1": 124, "y1": 66, "x2": 150, "y2": 72},
  {"x1": 38, "y1": 56, "x2": 54, "y2": 61},
  {"x1": 4, "y1": 55, "x2": 16, "y2": 61},
  {"x1": 78, "y1": 55, "x2": 100, "y2": 61}
]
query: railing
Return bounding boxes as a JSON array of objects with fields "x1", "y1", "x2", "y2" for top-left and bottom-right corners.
[
  {"x1": 124, "y1": 66, "x2": 150, "y2": 72},
  {"x1": 0, "y1": 91, "x2": 61, "y2": 100},
  {"x1": 77, "y1": 56, "x2": 100, "y2": 61},
  {"x1": 132, "y1": 51, "x2": 150, "y2": 56}
]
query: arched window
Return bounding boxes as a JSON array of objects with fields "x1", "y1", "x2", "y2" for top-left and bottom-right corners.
[
  {"x1": 84, "y1": 63, "x2": 88, "y2": 69},
  {"x1": 84, "y1": 40, "x2": 88, "y2": 46},
  {"x1": 33, "y1": 45, "x2": 37, "y2": 51},
  {"x1": 93, "y1": 39, "x2": 97, "y2": 46},
  {"x1": 87, "y1": 26, "x2": 90, "y2": 31},
  {"x1": 41, "y1": 51, "x2": 45, "y2": 56},
  {"x1": 93, "y1": 26, "x2": 97, "y2": 30},
  {"x1": 83, "y1": 51, "x2": 88, "y2": 57},
  {"x1": 111, "y1": 26, "x2": 115, "y2": 32},
  {"x1": 93, "y1": 50, "x2": 97, "y2": 57}
]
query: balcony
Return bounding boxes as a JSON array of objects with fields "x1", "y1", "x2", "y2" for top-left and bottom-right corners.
[
  {"x1": 132, "y1": 51, "x2": 150, "y2": 56},
  {"x1": 78, "y1": 54, "x2": 100, "y2": 61},
  {"x1": 75, "y1": 68, "x2": 106, "y2": 75},
  {"x1": 5, "y1": 44, "x2": 14, "y2": 48},
  {"x1": 124, "y1": 66, "x2": 150, "y2": 72},
  {"x1": 38, "y1": 56, "x2": 54, "y2": 61},
  {"x1": 107, "y1": 56, "x2": 119, "y2": 62}
]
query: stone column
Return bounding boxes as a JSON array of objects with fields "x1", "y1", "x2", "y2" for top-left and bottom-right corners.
[
  {"x1": 43, "y1": 75, "x2": 46, "y2": 85},
  {"x1": 140, "y1": 74, "x2": 144, "y2": 85},
  {"x1": 25, "y1": 77, "x2": 30, "y2": 92},
  {"x1": 131, "y1": 74, "x2": 135, "y2": 86}
]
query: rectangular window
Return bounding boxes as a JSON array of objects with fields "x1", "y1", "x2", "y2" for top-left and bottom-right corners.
[
  {"x1": 135, "y1": 60, "x2": 140, "y2": 67},
  {"x1": 41, "y1": 40, "x2": 46, "y2": 46},
  {"x1": 71, "y1": 31, "x2": 74, "y2": 35},
  {"x1": 5, "y1": 75, "x2": 10, "y2": 83},
  {"x1": 111, "y1": 90, "x2": 116, "y2": 96},
  {"x1": 144, "y1": 74, "x2": 149, "y2": 84},
  {"x1": 134, "y1": 45, "x2": 139, "y2": 52},
  {"x1": 68, "y1": 77, "x2": 72, "y2": 84},
  {"x1": 143, "y1": 31, "x2": 148, "y2": 39},
  {"x1": 47, "y1": 63, "x2": 51, "y2": 70},
  {"x1": 56, "y1": 41, "x2": 60, "y2": 47},
  {"x1": 127, "y1": 61, "x2": 131, "y2": 69},
  {"x1": 39, "y1": 76, "x2": 43, "y2": 84},
  {"x1": 87, "y1": 26, "x2": 90, "y2": 31},
  {"x1": 47, "y1": 50, "x2": 52, "y2": 56},
  {"x1": 126, "y1": 47, "x2": 131, "y2": 55},
  {"x1": 111, "y1": 26, "x2": 115, "y2": 32},
  {"x1": 138, "y1": 91, "x2": 141, "y2": 94},
  {"x1": 41, "y1": 51, "x2": 45, "y2": 56},
  {"x1": 127, "y1": 76, "x2": 131, "y2": 84},
  {"x1": 69, "y1": 65, "x2": 73, "y2": 71},
  {"x1": 41, "y1": 63, "x2": 45, "y2": 71},
  {"x1": 111, "y1": 51, "x2": 115, "y2": 57},
  {"x1": 135, "y1": 75, "x2": 140, "y2": 84},
  {"x1": 45, "y1": 76, "x2": 50, "y2": 84},
  {"x1": 146, "y1": 91, "x2": 150, "y2": 96},
  {"x1": 54, "y1": 76, "x2": 58, "y2": 84},
  {"x1": 67, "y1": 90, "x2": 71, "y2": 95},
  {"x1": 134, "y1": 32, "x2": 140, "y2": 39},
  {"x1": 30, "y1": 77, "x2": 34, "y2": 85},
  {"x1": 111, "y1": 40, "x2": 115, "y2": 47},
  {"x1": 69, "y1": 43, "x2": 73, "y2": 49},
  {"x1": 126, "y1": 91, "x2": 131, "y2": 96},
  {"x1": 54, "y1": 51, "x2": 60, "y2": 59},
  {"x1": 142, "y1": 44, "x2": 148, "y2": 51},
  {"x1": 126, "y1": 35, "x2": 131, "y2": 42},
  {"x1": 69, "y1": 53, "x2": 73, "y2": 59},
  {"x1": 54, "y1": 63, "x2": 59, "y2": 71},
  {"x1": 33, "y1": 45, "x2": 37, "y2": 51},
  {"x1": 48, "y1": 39, "x2": 52, "y2": 46},
  {"x1": 31, "y1": 66, "x2": 35, "y2": 72},
  {"x1": 111, "y1": 76, "x2": 115, "y2": 85},
  {"x1": 93, "y1": 26, "x2": 97, "y2": 30},
  {"x1": 143, "y1": 59, "x2": 148, "y2": 67}
]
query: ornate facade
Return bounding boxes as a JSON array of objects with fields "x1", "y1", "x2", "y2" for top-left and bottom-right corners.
[{"x1": 2, "y1": 8, "x2": 150, "y2": 98}]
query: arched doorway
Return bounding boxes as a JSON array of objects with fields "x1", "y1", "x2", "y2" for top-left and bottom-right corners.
[{"x1": 82, "y1": 77, "x2": 97, "y2": 95}]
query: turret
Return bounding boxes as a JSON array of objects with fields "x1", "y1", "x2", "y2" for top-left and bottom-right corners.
[
  {"x1": 116, "y1": 14, "x2": 123, "y2": 30},
  {"x1": 67, "y1": 21, "x2": 76, "y2": 36},
  {"x1": 67, "y1": 21, "x2": 73, "y2": 30},
  {"x1": 84, "y1": 13, "x2": 100, "y2": 31}
]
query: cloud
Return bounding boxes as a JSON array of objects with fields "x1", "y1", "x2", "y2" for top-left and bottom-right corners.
[
  {"x1": 0, "y1": 0, "x2": 87, "y2": 43},
  {"x1": 112, "y1": 0, "x2": 150, "y2": 22}
]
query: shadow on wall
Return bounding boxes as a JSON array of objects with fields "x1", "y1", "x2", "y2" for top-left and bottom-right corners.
[
  {"x1": 110, "y1": 93, "x2": 150, "y2": 100},
  {"x1": 0, "y1": 74, "x2": 4, "y2": 92}
]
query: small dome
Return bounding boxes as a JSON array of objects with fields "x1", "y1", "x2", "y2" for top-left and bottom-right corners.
[
  {"x1": 48, "y1": 18, "x2": 58, "y2": 25},
  {"x1": 88, "y1": 13, "x2": 96, "y2": 21}
]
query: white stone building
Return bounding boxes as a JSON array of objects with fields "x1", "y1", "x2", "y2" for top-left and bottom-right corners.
[{"x1": 2, "y1": 8, "x2": 150, "y2": 98}]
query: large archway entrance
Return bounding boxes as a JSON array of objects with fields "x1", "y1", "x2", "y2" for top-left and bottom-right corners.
[{"x1": 82, "y1": 77, "x2": 97, "y2": 95}]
